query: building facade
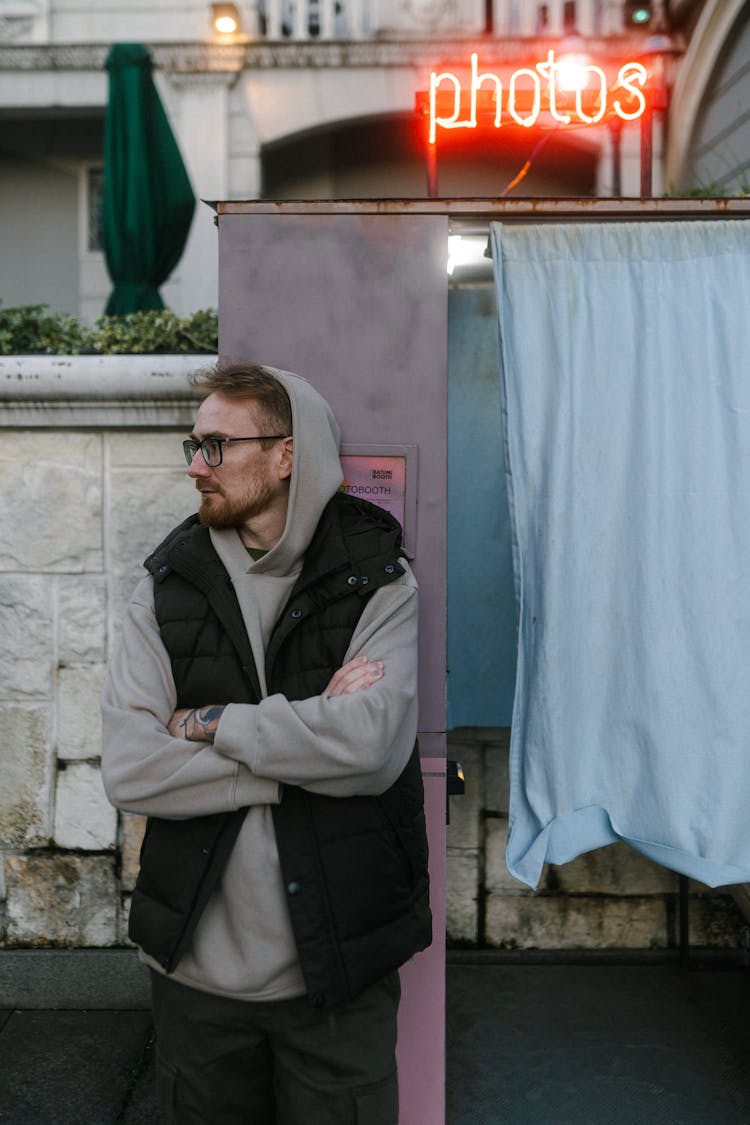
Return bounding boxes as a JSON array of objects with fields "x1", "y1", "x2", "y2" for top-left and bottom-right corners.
[{"x1": 1, "y1": 0, "x2": 748, "y2": 320}]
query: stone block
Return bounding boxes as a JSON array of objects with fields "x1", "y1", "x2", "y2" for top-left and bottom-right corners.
[
  {"x1": 485, "y1": 816, "x2": 533, "y2": 895},
  {"x1": 550, "y1": 841, "x2": 679, "y2": 896},
  {"x1": 483, "y1": 728, "x2": 510, "y2": 814},
  {"x1": 446, "y1": 849, "x2": 479, "y2": 943},
  {"x1": 108, "y1": 466, "x2": 195, "y2": 632},
  {"x1": 120, "y1": 813, "x2": 147, "y2": 892},
  {"x1": 58, "y1": 576, "x2": 106, "y2": 664},
  {"x1": 484, "y1": 894, "x2": 668, "y2": 950},
  {"x1": 446, "y1": 729, "x2": 480, "y2": 755},
  {"x1": 446, "y1": 742, "x2": 481, "y2": 850},
  {"x1": 56, "y1": 663, "x2": 106, "y2": 761},
  {"x1": 688, "y1": 893, "x2": 749, "y2": 949},
  {"x1": 0, "y1": 704, "x2": 52, "y2": 847},
  {"x1": 0, "y1": 433, "x2": 102, "y2": 572},
  {"x1": 118, "y1": 894, "x2": 135, "y2": 946},
  {"x1": 4, "y1": 853, "x2": 117, "y2": 946},
  {"x1": 53, "y1": 762, "x2": 117, "y2": 850},
  {"x1": 0, "y1": 576, "x2": 54, "y2": 700},
  {"x1": 108, "y1": 430, "x2": 197, "y2": 469}
]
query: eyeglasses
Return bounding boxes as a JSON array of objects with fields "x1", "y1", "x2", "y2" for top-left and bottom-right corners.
[{"x1": 183, "y1": 435, "x2": 288, "y2": 468}]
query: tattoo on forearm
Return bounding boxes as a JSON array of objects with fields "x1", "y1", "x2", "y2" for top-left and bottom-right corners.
[
  {"x1": 181, "y1": 706, "x2": 225, "y2": 740},
  {"x1": 198, "y1": 705, "x2": 224, "y2": 727}
]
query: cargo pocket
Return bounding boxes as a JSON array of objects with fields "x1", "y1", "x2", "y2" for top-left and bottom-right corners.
[{"x1": 353, "y1": 1069, "x2": 399, "y2": 1125}]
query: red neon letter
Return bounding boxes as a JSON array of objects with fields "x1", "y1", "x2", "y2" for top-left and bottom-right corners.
[
  {"x1": 509, "y1": 68, "x2": 541, "y2": 128},
  {"x1": 576, "y1": 66, "x2": 608, "y2": 124},
  {"x1": 613, "y1": 62, "x2": 647, "y2": 121},
  {"x1": 429, "y1": 69, "x2": 468, "y2": 144},
  {"x1": 471, "y1": 53, "x2": 502, "y2": 129},
  {"x1": 536, "y1": 50, "x2": 570, "y2": 124}
]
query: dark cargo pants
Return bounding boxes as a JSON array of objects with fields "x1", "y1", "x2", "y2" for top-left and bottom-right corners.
[{"x1": 150, "y1": 969, "x2": 401, "y2": 1125}]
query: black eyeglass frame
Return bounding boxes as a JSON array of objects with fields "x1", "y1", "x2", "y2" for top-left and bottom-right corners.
[{"x1": 183, "y1": 435, "x2": 289, "y2": 468}]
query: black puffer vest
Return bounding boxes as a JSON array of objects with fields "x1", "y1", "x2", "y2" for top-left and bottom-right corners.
[{"x1": 129, "y1": 492, "x2": 431, "y2": 1007}]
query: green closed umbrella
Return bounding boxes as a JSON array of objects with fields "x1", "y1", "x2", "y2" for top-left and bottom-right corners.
[{"x1": 103, "y1": 43, "x2": 196, "y2": 314}]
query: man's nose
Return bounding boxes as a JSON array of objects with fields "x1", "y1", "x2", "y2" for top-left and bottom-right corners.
[{"x1": 188, "y1": 451, "x2": 211, "y2": 478}]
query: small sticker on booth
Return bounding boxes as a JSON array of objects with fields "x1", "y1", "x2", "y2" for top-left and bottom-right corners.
[{"x1": 340, "y1": 455, "x2": 406, "y2": 530}]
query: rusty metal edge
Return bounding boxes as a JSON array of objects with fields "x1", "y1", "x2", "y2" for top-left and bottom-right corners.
[{"x1": 216, "y1": 198, "x2": 750, "y2": 220}]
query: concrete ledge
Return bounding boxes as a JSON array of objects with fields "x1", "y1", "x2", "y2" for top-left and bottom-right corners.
[
  {"x1": 0, "y1": 949, "x2": 151, "y2": 1009},
  {"x1": 0, "y1": 354, "x2": 212, "y2": 428},
  {"x1": 4, "y1": 947, "x2": 748, "y2": 1010},
  {"x1": 446, "y1": 946, "x2": 750, "y2": 967}
]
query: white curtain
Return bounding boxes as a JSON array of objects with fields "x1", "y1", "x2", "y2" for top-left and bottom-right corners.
[{"x1": 491, "y1": 220, "x2": 750, "y2": 889}]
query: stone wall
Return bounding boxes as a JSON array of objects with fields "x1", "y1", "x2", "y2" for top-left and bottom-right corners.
[
  {"x1": 0, "y1": 356, "x2": 200, "y2": 949},
  {"x1": 446, "y1": 728, "x2": 750, "y2": 951},
  {"x1": 1, "y1": 356, "x2": 748, "y2": 954}
]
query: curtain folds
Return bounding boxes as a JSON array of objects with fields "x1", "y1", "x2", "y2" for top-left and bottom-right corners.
[{"x1": 492, "y1": 220, "x2": 750, "y2": 889}]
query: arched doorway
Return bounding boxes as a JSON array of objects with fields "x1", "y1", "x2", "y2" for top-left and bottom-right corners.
[{"x1": 262, "y1": 112, "x2": 599, "y2": 199}]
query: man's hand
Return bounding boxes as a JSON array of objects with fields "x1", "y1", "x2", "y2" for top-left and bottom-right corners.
[
  {"x1": 168, "y1": 705, "x2": 225, "y2": 742},
  {"x1": 325, "y1": 655, "x2": 384, "y2": 697}
]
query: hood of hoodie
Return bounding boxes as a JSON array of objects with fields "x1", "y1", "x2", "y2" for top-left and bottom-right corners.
[{"x1": 242, "y1": 366, "x2": 344, "y2": 578}]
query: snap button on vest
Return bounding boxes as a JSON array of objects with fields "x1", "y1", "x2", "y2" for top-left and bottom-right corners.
[
  {"x1": 347, "y1": 575, "x2": 357, "y2": 586},
  {"x1": 384, "y1": 564, "x2": 395, "y2": 574},
  {"x1": 287, "y1": 880, "x2": 302, "y2": 895},
  {"x1": 290, "y1": 608, "x2": 303, "y2": 619}
]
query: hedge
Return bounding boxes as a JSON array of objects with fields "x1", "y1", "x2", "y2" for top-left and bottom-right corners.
[{"x1": 0, "y1": 304, "x2": 218, "y2": 356}]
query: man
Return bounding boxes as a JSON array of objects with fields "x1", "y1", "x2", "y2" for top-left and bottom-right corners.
[{"x1": 101, "y1": 362, "x2": 431, "y2": 1125}]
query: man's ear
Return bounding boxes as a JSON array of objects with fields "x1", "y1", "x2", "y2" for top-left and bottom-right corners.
[{"x1": 278, "y1": 436, "x2": 293, "y2": 480}]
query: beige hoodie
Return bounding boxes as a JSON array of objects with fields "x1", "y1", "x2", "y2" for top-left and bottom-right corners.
[{"x1": 102, "y1": 368, "x2": 419, "y2": 1001}]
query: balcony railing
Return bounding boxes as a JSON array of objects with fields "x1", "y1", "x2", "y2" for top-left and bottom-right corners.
[
  {"x1": 258, "y1": 0, "x2": 646, "y2": 41},
  {"x1": 0, "y1": 0, "x2": 658, "y2": 47}
]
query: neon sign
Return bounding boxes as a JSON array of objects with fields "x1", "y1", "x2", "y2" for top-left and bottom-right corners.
[{"x1": 423, "y1": 51, "x2": 648, "y2": 143}]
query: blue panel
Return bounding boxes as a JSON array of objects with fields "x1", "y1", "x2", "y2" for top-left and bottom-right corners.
[{"x1": 447, "y1": 286, "x2": 517, "y2": 728}]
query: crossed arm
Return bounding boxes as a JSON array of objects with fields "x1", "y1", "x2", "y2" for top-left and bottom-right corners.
[
  {"x1": 167, "y1": 655, "x2": 385, "y2": 743},
  {"x1": 102, "y1": 569, "x2": 416, "y2": 817}
]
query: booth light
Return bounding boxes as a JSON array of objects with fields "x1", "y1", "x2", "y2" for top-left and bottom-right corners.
[
  {"x1": 212, "y1": 3, "x2": 241, "y2": 34},
  {"x1": 446, "y1": 235, "x2": 490, "y2": 277}
]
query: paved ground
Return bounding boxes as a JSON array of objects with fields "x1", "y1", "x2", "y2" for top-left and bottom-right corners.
[
  {"x1": 446, "y1": 959, "x2": 750, "y2": 1125},
  {"x1": 1, "y1": 952, "x2": 749, "y2": 1123},
  {"x1": 0, "y1": 1008, "x2": 155, "y2": 1124}
]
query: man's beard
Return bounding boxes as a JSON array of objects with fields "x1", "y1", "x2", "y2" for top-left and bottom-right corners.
[{"x1": 196, "y1": 479, "x2": 276, "y2": 530}]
